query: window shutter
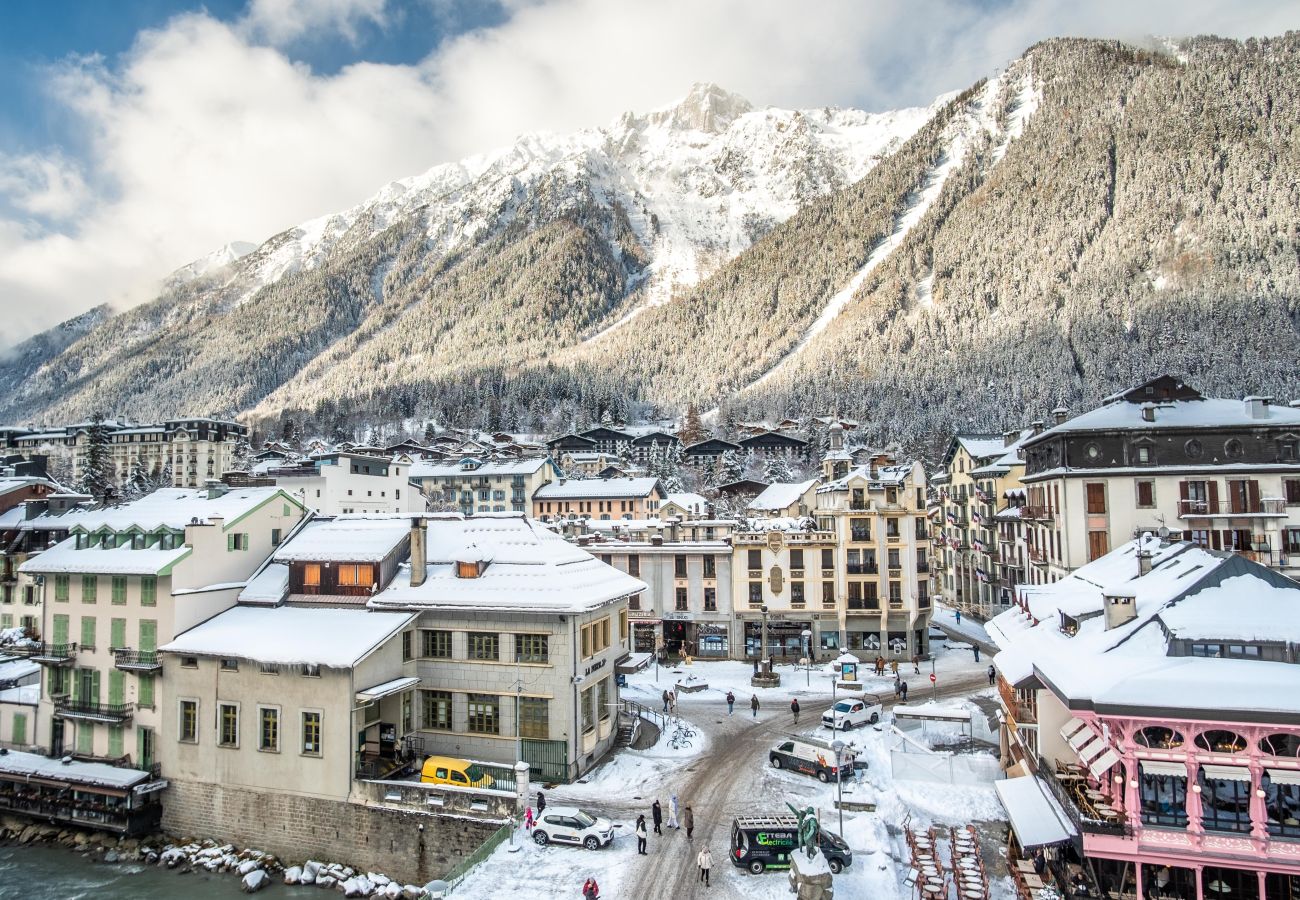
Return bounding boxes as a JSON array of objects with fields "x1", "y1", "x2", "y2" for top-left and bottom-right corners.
[
  {"x1": 1248, "y1": 480, "x2": 1261, "y2": 510},
  {"x1": 1179, "y1": 481, "x2": 1189, "y2": 501},
  {"x1": 227, "y1": 534, "x2": 235, "y2": 551},
  {"x1": 1208, "y1": 481, "x2": 1219, "y2": 510},
  {"x1": 1211, "y1": 530, "x2": 1222, "y2": 550}
]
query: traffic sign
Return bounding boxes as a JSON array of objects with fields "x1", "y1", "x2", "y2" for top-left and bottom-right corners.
[{"x1": 929, "y1": 673, "x2": 937, "y2": 683}]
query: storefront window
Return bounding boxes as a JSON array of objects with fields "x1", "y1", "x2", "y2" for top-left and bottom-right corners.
[
  {"x1": 1139, "y1": 766, "x2": 1188, "y2": 827},
  {"x1": 820, "y1": 632, "x2": 839, "y2": 651},
  {"x1": 1202, "y1": 867, "x2": 1259, "y2": 900},
  {"x1": 1263, "y1": 771, "x2": 1300, "y2": 838},
  {"x1": 1197, "y1": 768, "x2": 1253, "y2": 833},
  {"x1": 1141, "y1": 864, "x2": 1195, "y2": 900}
]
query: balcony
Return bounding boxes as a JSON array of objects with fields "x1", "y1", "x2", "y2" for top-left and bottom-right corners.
[
  {"x1": 53, "y1": 698, "x2": 134, "y2": 724},
  {"x1": 1037, "y1": 760, "x2": 1131, "y2": 838},
  {"x1": 846, "y1": 563, "x2": 879, "y2": 575},
  {"x1": 849, "y1": 501, "x2": 868, "y2": 511},
  {"x1": 917, "y1": 562, "x2": 930, "y2": 574},
  {"x1": 1022, "y1": 505, "x2": 1054, "y2": 522},
  {"x1": 850, "y1": 529, "x2": 871, "y2": 542},
  {"x1": 114, "y1": 649, "x2": 162, "y2": 674},
  {"x1": 29, "y1": 642, "x2": 78, "y2": 666},
  {"x1": 1178, "y1": 498, "x2": 1288, "y2": 518},
  {"x1": 1027, "y1": 547, "x2": 1049, "y2": 566}
]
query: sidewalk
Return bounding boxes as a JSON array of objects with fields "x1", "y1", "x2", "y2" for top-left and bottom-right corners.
[{"x1": 931, "y1": 602, "x2": 997, "y2": 656}]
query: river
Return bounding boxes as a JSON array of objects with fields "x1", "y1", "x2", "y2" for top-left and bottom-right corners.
[{"x1": 0, "y1": 842, "x2": 325, "y2": 899}]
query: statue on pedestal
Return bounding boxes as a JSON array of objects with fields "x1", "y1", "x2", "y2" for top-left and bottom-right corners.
[{"x1": 786, "y1": 802, "x2": 821, "y2": 859}]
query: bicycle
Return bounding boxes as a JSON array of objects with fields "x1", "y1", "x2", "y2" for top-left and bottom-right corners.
[{"x1": 669, "y1": 732, "x2": 693, "y2": 750}]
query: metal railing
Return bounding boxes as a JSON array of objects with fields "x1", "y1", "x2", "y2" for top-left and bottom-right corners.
[
  {"x1": 444, "y1": 822, "x2": 514, "y2": 893},
  {"x1": 114, "y1": 649, "x2": 162, "y2": 671},
  {"x1": 1037, "y1": 759, "x2": 1131, "y2": 838},
  {"x1": 29, "y1": 642, "x2": 78, "y2": 664},
  {"x1": 846, "y1": 563, "x2": 878, "y2": 575},
  {"x1": 1178, "y1": 498, "x2": 1287, "y2": 517},
  {"x1": 53, "y1": 698, "x2": 134, "y2": 722}
]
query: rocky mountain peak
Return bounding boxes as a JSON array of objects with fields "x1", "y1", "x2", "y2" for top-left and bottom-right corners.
[{"x1": 651, "y1": 82, "x2": 755, "y2": 133}]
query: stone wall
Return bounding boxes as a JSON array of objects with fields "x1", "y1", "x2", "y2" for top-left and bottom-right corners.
[{"x1": 162, "y1": 779, "x2": 504, "y2": 885}]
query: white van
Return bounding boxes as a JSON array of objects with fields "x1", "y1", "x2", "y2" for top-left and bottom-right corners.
[{"x1": 769, "y1": 735, "x2": 860, "y2": 783}]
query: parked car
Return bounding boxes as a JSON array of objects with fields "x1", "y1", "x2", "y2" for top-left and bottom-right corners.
[
  {"x1": 821, "y1": 694, "x2": 884, "y2": 730},
  {"x1": 730, "y1": 815, "x2": 853, "y2": 874},
  {"x1": 532, "y1": 806, "x2": 616, "y2": 850},
  {"x1": 768, "y1": 736, "x2": 856, "y2": 783},
  {"x1": 420, "y1": 756, "x2": 494, "y2": 789}
]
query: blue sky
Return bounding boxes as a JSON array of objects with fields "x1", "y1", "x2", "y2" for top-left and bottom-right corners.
[{"x1": 0, "y1": 0, "x2": 1294, "y2": 349}]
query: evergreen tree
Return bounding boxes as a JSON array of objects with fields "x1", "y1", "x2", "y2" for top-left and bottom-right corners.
[
  {"x1": 230, "y1": 437, "x2": 252, "y2": 474},
  {"x1": 678, "y1": 403, "x2": 707, "y2": 446},
  {"x1": 717, "y1": 450, "x2": 745, "y2": 487},
  {"x1": 80, "y1": 412, "x2": 117, "y2": 504}
]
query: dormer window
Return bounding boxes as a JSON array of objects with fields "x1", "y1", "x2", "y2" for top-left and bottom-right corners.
[{"x1": 457, "y1": 560, "x2": 485, "y2": 578}]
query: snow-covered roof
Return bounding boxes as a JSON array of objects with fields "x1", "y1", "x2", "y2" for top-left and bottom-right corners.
[
  {"x1": 273, "y1": 516, "x2": 410, "y2": 563},
  {"x1": 737, "y1": 516, "x2": 824, "y2": 534},
  {"x1": 239, "y1": 562, "x2": 290, "y2": 604},
  {"x1": 970, "y1": 430, "x2": 1033, "y2": 475},
  {"x1": 990, "y1": 536, "x2": 1300, "y2": 718},
  {"x1": 747, "y1": 479, "x2": 817, "y2": 511},
  {"x1": 371, "y1": 515, "x2": 645, "y2": 613},
  {"x1": 0, "y1": 478, "x2": 52, "y2": 498},
  {"x1": 0, "y1": 657, "x2": 39, "y2": 684},
  {"x1": 20, "y1": 539, "x2": 190, "y2": 575},
  {"x1": 955, "y1": 436, "x2": 1007, "y2": 461},
  {"x1": 659, "y1": 492, "x2": 708, "y2": 513},
  {"x1": 1027, "y1": 397, "x2": 1300, "y2": 444},
  {"x1": 0, "y1": 748, "x2": 152, "y2": 790},
  {"x1": 161, "y1": 606, "x2": 415, "y2": 667},
  {"x1": 995, "y1": 776, "x2": 1077, "y2": 850},
  {"x1": 534, "y1": 477, "x2": 661, "y2": 500},
  {"x1": 816, "y1": 463, "x2": 914, "y2": 493},
  {"x1": 62, "y1": 487, "x2": 294, "y2": 532},
  {"x1": 409, "y1": 457, "x2": 551, "y2": 478}
]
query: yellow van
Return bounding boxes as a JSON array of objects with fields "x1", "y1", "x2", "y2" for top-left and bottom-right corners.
[{"x1": 420, "y1": 756, "x2": 494, "y2": 789}]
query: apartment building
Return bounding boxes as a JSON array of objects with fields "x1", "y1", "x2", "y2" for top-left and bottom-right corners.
[
  {"x1": 1017, "y1": 376, "x2": 1300, "y2": 583},
  {"x1": 409, "y1": 456, "x2": 557, "y2": 514},
  {"x1": 18, "y1": 486, "x2": 306, "y2": 770},
  {"x1": 0, "y1": 492, "x2": 93, "y2": 635},
  {"x1": 3, "y1": 418, "x2": 245, "y2": 490},
  {"x1": 532, "y1": 476, "x2": 664, "y2": 522},
  {"x1": 988, "y1": 535, "x2": 1300, "y2": 900},
  {"x1": 265, "y1": 451, "x2": 424, "y2": 515}
]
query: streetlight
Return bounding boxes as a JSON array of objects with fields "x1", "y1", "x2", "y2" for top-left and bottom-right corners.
[
  {"x1": 760, "y1": 605, "x2": 770, "y2": 677},
  {"x1": 801, "y1": 629, "x2": 812, "y2": 687},
  {"x1": 831, "y1": 738, "x2": 846, "y2": 835}
]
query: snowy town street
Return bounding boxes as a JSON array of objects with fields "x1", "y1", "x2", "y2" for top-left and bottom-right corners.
[{"x1": 456, "y1": 639, "x2": 1013, "y2": 899}]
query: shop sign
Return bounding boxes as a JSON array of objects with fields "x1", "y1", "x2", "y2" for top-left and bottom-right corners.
[
  {"x1": 663, "y1": 612, "x2": 691, "y2": 621},
  {"x1": 629, "y1": 610, "x2": 657, "y2": 619},
  {"x1": 134, "y1": 780, "x2": 169, "y2": 796}
]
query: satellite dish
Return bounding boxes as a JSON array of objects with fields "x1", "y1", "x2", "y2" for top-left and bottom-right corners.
[{"x1": 1158, "y1": 526, "x2": 1171, "y2": 540}]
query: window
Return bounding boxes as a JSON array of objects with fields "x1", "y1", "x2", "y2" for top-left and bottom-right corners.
[
  {"x1": 301, "y1": 711, "x2": 322, "y2": 754},
  {"x1": 821, "y1": 549, "x2": 833, "y2": 571},
  {"x1": 1197, "y1": 768, "x2": 1252, "y2": 833},
  {"x1": 80, "y1": 615, "x2": 96, "y2": 651},
  {"x1": 887, "y1": 548, "x2": 901, "y2": 570},
  {"x1": 259, "y1": 707, "x2": 279, "y2": 751},
  {"x1": 1087, "y1": 530, "x2": 1109, "y2": 561},
  {"x1": 421, "y1": 629, "x2": 452, "y2": 658},
  {"x1": 54, "y1": 574, "x2": 69, "y2": 603},
  {"x1": 467, "y1": 694, "x2": 500, "y2": 734},
  {"x1": 888, "y1": 581, "x2": 902, "y2": 606},
  {"x1": 1086, "y1": 483, "x2": 1107, "y2": 514},
  {"x1": 748, "y1": 582, "x2": 763, "y2": 606},
  {"x1": 1136, "y1": 445, "x2": 1151, "y2": 464},
  {"x1": 1136, "y1": 480, "x2": 1155, "y2": 508},
  {"x1": 789, "y1": 549, "x2": 804, "y2": 571},
  {"x1": 180, "y1": 699, "x2": 199, "y2": 742},
  {"x1": 303, "y1": 564, "x2": 321, "y2": 587},
  {"x1": 851, "y1": 518, "x2": 870, "y2": 542},
  {"x1": 628, "y1": 554, "x2": 640, "y2": 576},
  {"x1": 675, "y1": 587, "x2": 688, "y2": 611},
  {"x1": 674, "y1": 555, "x2": 687, "y2": 578},
  {"x1": 704, "y1": 588, "x2": 716, "y2": 611},
  {"x1": 227, "y1": 532, "x2": 249, "y2": 551},
  {"x1": 337, "y1": 564, "x2": 374, "y2": 587},
  {"x1": 81, "y1": 575, "x2": 97, "y2": 603},
  {"x1": 886, "y1": 518, "x2": 900, "y2": 538},
  {"x1": 180, "y1": 656, "x2": 198, "y2": 668},
  {"x1": 822, "y1": 581, "x2": 835, "y2": 608},
  {"x1": 110, "y1": 617, "x2": 126, "y2": 651},
  {"x1": 219, "y1": 703, "x2": 239, "y2": 747},
  {"x1": 1139, "y1": 764, "x2": 1188, "y2": 827},
  {"x1": 111, "y1": 576, "x2": 127, "y2": 605},
  {"x1": 619, "y1": 608, "x2": 628, "y2": 640},
  {"x1": 1284, "y1": 479, "x2": 1300, "y2": 505},
  {"x1": 515, "y1": 633, "x2": 549, "y2": 664},
  {"x1": 746, "y1": 549, "x2": 761, "y2": 572},
  {"x1": 220, "y1": 657, "x2": 239, "y2": 672},
  {"x1": 401, "y1": 630, "x2": 412, "y2": 661},
  {"x1": 519, "y1": 697, "x2": 549, "y2": 739},
  {"x1": 580, "y1": 617, "x2": 611, "y2": 658},
  {"x1": 791, "y1": 583, "x2": 805, "y2": 608},
  {"x1": 422, "y1": 690, "x2": 452, "y2": 730},
  {"x1": 468, "y1": 632, "x2": 499, "y2": 661},
  {"x1": 702, "y1": 556, "x2": 715, "y2": 578},
  {"x1": 140, "y1": 576, "x2": 156, "y2": 606}
]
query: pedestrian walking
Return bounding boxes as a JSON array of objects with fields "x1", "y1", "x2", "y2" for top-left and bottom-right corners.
[
  {"x1": 582, "y1": 876, "x2": 600, "y2": 900},
  {"x1": 662, "y1": 689, "x2": 670, "y2": 713},
  {"x1": 876, "y1": 655, "x2": 886, "y2": 676},
  {"x1": 973, "y1": 645, "x2": 981, "y2": 662},
  {"x1": 750, "y1": 694, "x2": 760, "y2": 718},
  {"x1": 669, "y1": 690, "x2": 678, "y2": 715},
  {"x1": 697, "y1": 846, "x2": 713, "y2": 886},
  {"x1": 890, "y1": 659, "x2": 899, "y2": 676},
  {"x1": 524, "y1": 806, "x2": 535, "y2": 831},
  {"x1": 955, "y1": 609, "x2": 962, "y2": 625},
  {"x1": 536, "y1": 790, "x2": 546, "y2": 815},
  {"x1": 669, "y1": 793, "x2": 680, "y2": 829},
  {"x1": 635, "y1": 814, "x2": 648, "y2": 855},
  {"x1": 684, "y1": 805, "x2": 694, "y2": 840},
  {"x1": 791, "y1": 698, "x2": 801, "y2": 724},
  {"x1": 652, "y1": 799, "x2": 663, "y2": 835},
  {"x1": 987, "y1": 664, "x2": 996, "y2": 686},
  {"x1": 726, "y1": 690, "x2": 735, "y2": 715},
  {"x1": 912, "y1": 654, "x2": 920, "y2": 674},
  {"x1": 900, "y1": 681, "x2": 909, "y2": 701},
  {"x1": 893, "y1": 675, "x2": 901, "y2": 698}
]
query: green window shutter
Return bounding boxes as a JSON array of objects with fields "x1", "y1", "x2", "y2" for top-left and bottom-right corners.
[
  {"x1": 227, "y1": 534, "x2": 235, "y2": 552},
  {"x1": 108, "y1": 670, "x2": 124, "y2": 706},
  {"x1": 81, "y1": 575, "x2": 96, "y2": 603},
  {"x1": 139, "y1": 620, "x2": 157, "y2": 652},
  {"x1": 12, "y1": 713, "x2": 25, "y2": 745},
  {"x1": 111, "y1": 576, "x2": 127, "y2": 604},
  {"x1": 53, "y1": 614, "x2": 69, "y2": 645},
  {"x1": 140, "y1": 576, "x2": 156, "y2": 607},
  {"x1": 0, "y1": 614, "x2": 10, "y2": 630},
  {"x1": 138, "y1": 675, "x2": 154, "y2": 708},
  {"x1": 111, "y1": 618, "x2": 126, "y2": 651},
  {"x1": 77, "y1": 723, "x2": 93, "y2": 755},
  {"x1": 108, "y1": 726, "x2": 123, "y2": 757},
  {"x1": 91, "y1": 669, "x2": 100, "y2": 702},
  {"x1": 80, "y1": 615, "x2": 96, "y2": 650},
  {"x1": 137, "y1": 727, "x2": 154, "y2": 768},
  {"x1": 54, "y1": 575, "x2": 69, "y2": 602}
]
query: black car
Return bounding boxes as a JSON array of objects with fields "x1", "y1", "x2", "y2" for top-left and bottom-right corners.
[{"x1": 730, "y1": 815, "x2": 853, "y2": 875}]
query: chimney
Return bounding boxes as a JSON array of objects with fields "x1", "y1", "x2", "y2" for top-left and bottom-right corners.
[
  {"x1": 1244, "y1": 396, "x2": 1273, "y2": 420},
  {"x1": 205, "y1": 479, "x2": 229, "y2": 500},
  {"x1": 1003, "y1": 430, "x2": 1018, "y2": 447},
  {"x1": 1138, "y1": 544, "x2": 1154, "y2": 577},
  {"x1": 409, "y1": 517, "x2": 427, "y2": 587},
  {"x1": 1030, "y1": 420, "x2": 1044, "y2": 435},
  {"x1": 1103, "y1": 589, "x2": 1138, "y2": 630},
  {"x1": 1052, "y1": 406, "x2": 1069, "y2": 426}
]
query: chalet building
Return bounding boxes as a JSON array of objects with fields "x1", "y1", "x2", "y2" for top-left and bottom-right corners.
[
  {"x1": 714, "y1": 479, "x2": 770, "y2": 504},
  {"x1": 738, "y1": 431, "x2": 810, "y2": 460},
  {"x1": 629, "y1": 431, "x2": 681, "y2": 464},
  {"x1": 559, "y1": 451, "x2": 619, "y2": 478},
  {"x1": 988, "y1": 535, "x2": 1300, "y2": 900},
  {"x1": 532, "y1": 477, "x2": 665, "y2": 522},
  {"x1": 576, "y1": 427, "x2": 635, "y2": 455},
  {"x1": 747, "y1": 479, "x2": 818, "y2": 517},
  {"x1": 18, "y1": 486, "x2": 306, "y2": 772},
  {"x1": 656, "y1": 492, "x2": 709, "y2": 519},
  {"x1": 408, "y1": 456, "x2": 557, "y2": 515},
  {"x1": 265, "y1": 451, "x2": 424, "y2": 515},
  {"x1": 545, "y1": 433, "x2": 598, "y2": 457},
  {"x1": 682, "y1": 438, "x2": 742, "y2": 464},
  {"x1": 1017, "y1": 376, "x2": 1300, "y2": 584}
]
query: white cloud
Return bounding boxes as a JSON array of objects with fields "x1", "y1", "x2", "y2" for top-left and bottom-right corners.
[{"x1": 0, "y1": 0, "x2": 1292, "y2": 346}]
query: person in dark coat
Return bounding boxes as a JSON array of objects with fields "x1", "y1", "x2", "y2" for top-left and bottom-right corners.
[
  {"x1": 750, "y1": 694, "x2": 760, "y2": 718},
  {"x1": 791, "y1": 698, "x2": 800, "y2": 723},
  {"x1": 973, "y1": 645, "x2": 980, "y2": 662},
  {"x1": 683, "y1": 805, "x2": 694, "y2": 839},
  {"x1": 652, "y1": 799, "x2": 663, "y2": 835},
  {"x1": 726, "y1": 691, "x2": 735, "y2": 714},
  {"x1": 536, "y1": 790, "x2": 546, "y2": 815},
  {"x1": 662, "y1": 689, "x2": 671, "y2": 713},
  {"x1": 635, "y1": 814, "x2": 648, "y2": 855},
  {"x1": 900, "y1": 681, "x2": 909, "y2": 701},
  {"x1": 987, "y1": 664, "x2": 996, "y2": 686}
]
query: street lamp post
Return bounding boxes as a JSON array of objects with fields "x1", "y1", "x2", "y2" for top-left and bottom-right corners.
[
  {"x1": 831, "y1": 738, "x2": 846, "y2": 835},
  {"x1": 801, "y1": 629, "x2": 812, "y2": 687}
]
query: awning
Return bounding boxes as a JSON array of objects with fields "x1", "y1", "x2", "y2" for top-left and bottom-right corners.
[
  {"x1": 1202, "y1": 764, "x2": 1251, "y2": 782},
  {"x1": 1267, "y1": 768, "x2": 1300, "y2": 786},
  {"x1": 616, "y1": 652, "x2": 653, "y2": 674},
  {"x1": 1077, "y1": 737, "x2": 1107, "y2": 764},
  {"x1": 1088, "y1": 749, "x2": 1120, "y2": 779},
  {"x1": 1139, "y1": 760, "x2": 1187, "y2": 778},
  {"x1": 1060, "y1": 719, "x2": 1088, "y2": 742},
  {"x1": 1068, "y1": 727, "x2": 1096, "y2": 751},
  {"x1": 995, "y1": 776, "x2": 1078, "y2": 850},
  {"x1": 356, "y1": 676, "x2": 420, "y2": 704}
]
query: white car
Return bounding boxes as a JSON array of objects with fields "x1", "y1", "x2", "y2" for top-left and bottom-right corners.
[
  {"x1": 532, "y1": 806, "x2": 616, "y2": 850},
  {"x1": 822, "y1": 695, "x2": 884, "y2": 730}
]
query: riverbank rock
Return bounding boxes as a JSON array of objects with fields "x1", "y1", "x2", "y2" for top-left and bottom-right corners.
[
  {"x1": 243, "y1": 869, "x2": 269, "y2": 893},
  {"x1": 284, "y1": 865, "x2": 303, "y2": 884}
]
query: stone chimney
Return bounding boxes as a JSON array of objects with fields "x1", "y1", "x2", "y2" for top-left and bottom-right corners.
[
  {"x1": 1138, "y1": 546, "x2": 1153, "y2": 577},
  {"x1": 410, "y1": 517, "x2": 427, "y2": 587},
  {"x1": 1245, "y1": 396, "x2": 1273, "y2": 419},
  {"x1": 1003, "y1": 430, "x2": 1018, "y2": 447},
  {"x1": 1103, "y1": 589, "x2": 1138, "y2": 630},
  {"x1": 1030, "y1": 420, "x2": 1044, "y2": 435},
  {"x1": 1052, "y1": 406, "x2": 1069, "y2": 426},
  {"x1": 205, "y1": 479, "x2": 229, "y2": 500}
]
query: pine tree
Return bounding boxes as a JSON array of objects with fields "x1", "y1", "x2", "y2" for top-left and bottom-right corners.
[
  {"x1": 717, "y1": 450, "x2": 745, "y2": 487},
  {"x1": 230, "y1": 437, "x2": 252, "y2": 473},
  {"x1": 80, "y1": 412, "x2": 117, "y2": 504},
  {"x1": 678, "y1": 403, "x2": 707, "y2": 446}
]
